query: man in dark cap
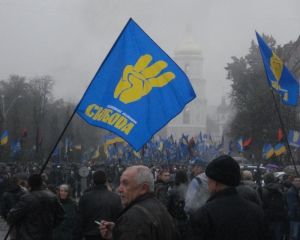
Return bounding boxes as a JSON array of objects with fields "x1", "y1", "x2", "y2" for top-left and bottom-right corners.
[
  {"x1": 184, "y1": 157, "x2": 209, "y2": 215},
  {"x1": 7, "y1": 173, "x2": 65, "y2": 239},
  {"x1": 186, "y1": 155, "x2": 269, "y2": 240}
]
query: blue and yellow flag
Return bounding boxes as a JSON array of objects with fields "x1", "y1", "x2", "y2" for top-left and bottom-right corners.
[
  {"x1": 74, "y1": 143, "x2": 82, "y2": 150},
  {"x1": 236, "y1": 136, "x2": 243, "y2": 152},
  {"x1": 256, "y1": 32, "x2": 299, "y2": 106},
  {"x1": 288, "y1": 130, "x2": 300, "y2": 148},
  {"x1": 263, "y1": 143, "x2": 275, "y2": 159},
  {"x1": 274, "y1": 143, "x2": 286, "y2": 156},
  {"x1": 75, "y1": 19, "x2": 196, "y2": 151},
  {"x1": 0, "y1": 131, "x2": 8, "y2": 145}
]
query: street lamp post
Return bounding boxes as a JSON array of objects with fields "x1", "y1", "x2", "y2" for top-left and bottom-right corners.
[{"x1": 2, "y1": 95, "x2": 22, "y2": 133}]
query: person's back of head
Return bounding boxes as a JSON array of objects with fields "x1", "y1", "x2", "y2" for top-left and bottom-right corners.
[
  {"x1": 264, "y1": 173, "x2": 275, "y2": 184},
  {"x1": 174, "y1": 170, "x2": 189, "y2": 187},
  {"x1": 243, "y1": 170, "x2": 253, "y2": 181},
  {"x1": 28, "y1": 174, "x2": 43, "y2": 190},
  {"x1": 92, "y1": 169, "x2": 107, "y2": 185},
  {"x1": 283, "y1": 179, "x2": 293, "y2": 189},
  {"x1": 10, "y1": 176, "x2": 20, "y2": 185}
]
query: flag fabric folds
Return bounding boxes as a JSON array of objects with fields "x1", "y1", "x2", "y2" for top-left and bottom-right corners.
[
  {"x1": 103, "y1": 135, "x2": 125, "y2": 152},
  {"x1": 274, "y1": 143, "x2": 286, "y2": 156},
  {"x1": 236, "y1": 136, "x2": 243, "y2": 152},
  {"x1": 75, "y1": 18, "x2": 196, "y2": 151},
  {"x1": 263, "y1": 143, "x2": 275, "y2": 159},
  {"x1": 288, "y1": 130, "x2": 300, "y2": 148},
  {"x1": 243, "y1": 137, "x2": 252, "y2": 151},
  {"x1": 278, "y1": 128, "x2": 283, "y2": 141},
  {"x1": 74, "y1": 143, "x2": 82, "y2": 150},
  {"x1": 21, "y1": 128, "x2": 27, "y2": 143},
  {"x1": 1, "y1": 131, "x2": 8, "y2": 145},
  {"x1": 256, "y1": 32, "x2": 299, "y2": 106}
]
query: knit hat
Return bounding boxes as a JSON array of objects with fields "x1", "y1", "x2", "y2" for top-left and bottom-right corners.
[{"x1": 205, "y1": 155, "x2": 240, "y2": 187}]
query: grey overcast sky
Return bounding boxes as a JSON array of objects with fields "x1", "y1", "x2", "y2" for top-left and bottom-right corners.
[{"x1": 1, "y1": 0, "x2": 300, "y2": 106}]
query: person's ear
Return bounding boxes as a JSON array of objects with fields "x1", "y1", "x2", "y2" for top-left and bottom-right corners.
[{"x1": 140, "y1": 183, "x2": 149, "y2": 195}]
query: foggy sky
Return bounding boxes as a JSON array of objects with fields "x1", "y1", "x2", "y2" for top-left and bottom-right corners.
[{"x1": 1, "y1": 0, "x2": 300, "y2": 107}]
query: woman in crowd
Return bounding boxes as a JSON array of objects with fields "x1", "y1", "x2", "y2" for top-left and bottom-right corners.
[{"x1": 53, "y1": 184, "x2": 77, "y2": 240}]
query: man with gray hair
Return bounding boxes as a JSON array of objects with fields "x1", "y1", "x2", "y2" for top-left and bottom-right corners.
[{"x1": 100, "y1": 165, "x2": 180, "y2": 239}]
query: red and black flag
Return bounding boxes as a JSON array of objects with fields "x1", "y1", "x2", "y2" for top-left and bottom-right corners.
[
  {"x1": 188, "y1": 137, "x2": 196, "y2": 156},
  {"x1": 278, "y1": 128, "x2": 283, "y2": 141},
  {"x1": 39, "y1": 133, "x2": 43, "y2": 148},
  {"x1": 21, "y1": 128, "x2": 27, "y2": 143},
  {"x1": 243, "y1": 137, "x2": 252, "y2": 151}
]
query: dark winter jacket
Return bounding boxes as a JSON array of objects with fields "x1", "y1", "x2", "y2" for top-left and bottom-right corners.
[
  {"x1": 0, "y1": 179, "x2": 11, "y2": 204},
  {"x1": 73, "y1": 184, "x2": 122, "y2": 240},
  {"x1": 1, "y1": 184, "x2": 27, "y2": 219},
  {"x1": 236, "y1": 182, "x2": 262, "y2": 207},
  {"x1": 7, "y1": 187, "x2": 65, "y2": 240},
  {"x1": 113, "y1": 192, "x2": 181, "y2": 240},
  {"x1": 187, "y1": 188, "x2": 269, "y2": 240},
  {"x1": 259, "y1": 182, "x2": 286, "y2": 221},
  {"x1": 154, "y1": 179, "x2": 169, "y2": 207},
  {"x1": 168, "y1": 183, "x2": 188, "y2": 219},
  {"x1": 53, "y1": 198, "x2": 77, "y2": 240}
]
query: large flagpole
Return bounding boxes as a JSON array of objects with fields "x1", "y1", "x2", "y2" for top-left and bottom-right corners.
[
  {"x1": 269, "y1": 88, "x2": 298, "y2": 175},
  {"x1": 4, "y1": 110, "x2": 77, "y2": 240},
  {"x1": 39, "y1": 111, "x2": 76, "y2": 174}
]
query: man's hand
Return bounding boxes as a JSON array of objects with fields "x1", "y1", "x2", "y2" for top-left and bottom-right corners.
[
  {"x1": 100, "y1": 220, "x2": 115, "y2": 239},
  {"x1": 114, "y1": 54, "x2": 175, "y2": 104}
]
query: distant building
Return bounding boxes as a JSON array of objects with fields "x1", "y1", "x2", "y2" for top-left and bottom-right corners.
[
  {"x1": 282, "y1": 36, "x2": 300, "y2": 79},
  {"x1": 164, "y1": 26, "x2": 207, "y2": 140}
]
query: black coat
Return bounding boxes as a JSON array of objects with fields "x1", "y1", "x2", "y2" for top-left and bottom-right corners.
[
  {"x1": 1, "y1": 184, "x2": 27, "y2": 219},
  {"x1": 73, "y1": 184, "x2": 122, "y2": 239},
  {"x1": 7, "y1": 187, "x2": 65, "y2": 240},
  {"x1": 187, "y1": 188, "x2": 269, "y2": 240},
  {"x1": 154, "y1": 179, "x2": 169, "y2": 207},
  {"x1": 113, "y1": 193, "x2": 181, "y2": 240},
  {"x1": 236, "y1": 182, "x2": 262, "y2": 207}
]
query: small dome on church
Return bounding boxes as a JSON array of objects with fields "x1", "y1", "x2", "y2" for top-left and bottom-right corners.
[
  {"x1": 174, "y1": 25, "x2": 202, "y2": 56},
  {"x1": 217, "y1": 95, "x2": 228, "y2": 114}
]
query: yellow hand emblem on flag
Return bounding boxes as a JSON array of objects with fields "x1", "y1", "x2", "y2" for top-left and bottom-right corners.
[
  {"x1": 293, "y1": 131, "x2": 299, "y2": 142},
  {"x1": 270, "y1": 53, "x2": 283, "y2": 81},
  {"x1": 114, "y1": 54, "x2": 175, "y2": 104}
]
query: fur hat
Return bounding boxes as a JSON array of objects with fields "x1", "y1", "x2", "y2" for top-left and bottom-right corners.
[{"x1": 205, "y1": 155, "x2": 240, "y2": 187}]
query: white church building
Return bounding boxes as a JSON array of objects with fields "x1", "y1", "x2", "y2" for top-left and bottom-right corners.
[{"x1": 164, "y1": 27, "x2": 207, "y2": 140}]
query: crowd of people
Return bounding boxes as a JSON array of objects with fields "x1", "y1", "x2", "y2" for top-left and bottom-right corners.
[{"x1": 0, "y1": 155, "x2": 300, "y2": 239}]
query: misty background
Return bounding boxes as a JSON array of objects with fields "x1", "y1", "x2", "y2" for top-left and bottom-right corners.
[{"x1": 1, "y1": 0, "x2": 300, "y2": 107}]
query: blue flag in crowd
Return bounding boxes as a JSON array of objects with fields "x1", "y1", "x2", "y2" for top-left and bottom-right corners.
[
  {"x1": 288, "y1": 130, "x2": 300, "y2": 148},
  {"x1": 256, "y1": 32, "x2": 299, "y2": 106},
  {"x1": 75, "y1": 18, "x2": 196, "y2": 151},
  {"x1": 236, "y1": 136, "x2": 243, "y2": 152}
]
